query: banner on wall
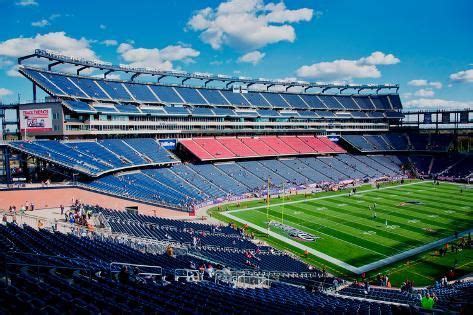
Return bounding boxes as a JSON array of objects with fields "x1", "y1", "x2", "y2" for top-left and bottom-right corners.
[{"x1": 19, "y1": 108, "x2": 53, "y2": 132}]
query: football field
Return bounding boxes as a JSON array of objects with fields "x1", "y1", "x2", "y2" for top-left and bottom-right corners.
[{"x1": 220, "y1": 181, "x2": 473, "y2": 273}]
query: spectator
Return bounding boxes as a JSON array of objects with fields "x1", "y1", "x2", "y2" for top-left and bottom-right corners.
[
  {"x1": 166, "y1": 245, "x2": 174, "y2": 257},
  {"x1": 205, "y1": 264, "x2": 214, "y2": 278},
  {"x1": 421, "y1": 293, "x2": 435, "y2": 310},
  {"x1": 118, "y1": 266, "x2": 129, "y2": 285}
]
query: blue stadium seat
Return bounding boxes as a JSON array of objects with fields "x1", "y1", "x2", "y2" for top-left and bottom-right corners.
[
  {"x1": 125, "y1": 82, "x2": 159, "y2": 102},
  {"x1": 149, "y1": 85, "x2": 184, "y2": 103}
]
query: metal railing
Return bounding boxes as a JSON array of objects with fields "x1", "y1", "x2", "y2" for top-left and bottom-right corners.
[
  {"x1": 2, "y1": 251, "x2": 94, "y2": 288},
  {"x1": 109, "y1": 262, "x2": 163, "y2": 279},
  {"x1": 174, "y1": 269, "x2": 202, "y2": 282}
]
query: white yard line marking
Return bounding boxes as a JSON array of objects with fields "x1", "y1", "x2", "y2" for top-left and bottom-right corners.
[
  {"x1": 222, "y1": 211, "x2": 361, "y2": 274},
  {"x1": 223, "y1": 209, "x2": 473, "y2": 274},
  {"x1": 227, "y1": 181, "x2": 429, "y2": 215}
]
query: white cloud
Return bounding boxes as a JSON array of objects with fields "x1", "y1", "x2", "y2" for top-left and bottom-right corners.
[
  {"x1": 408, "y1": 79, "x2": 442, "y2": 89},
  {"x1": 0, "y1": 32, "x2": 98, "y2": 59},
  {"x1": 402, "y1": 92, "x2": 413, "y2": 99},
  {"x1": 117, "y1": 43, "x2": 200, "y2": 70},
  {"x1": 408, "y1": 79, "x2": 428, "y2": 86},
  {"x1": 405, "y1": 98, "x2": 473, "y2": 110},
  {"x1": 6, "y1": 65, "x2": 22, "y2": 77},
  {"x1": 0, "y1": 58, "x2": 13, "y2": 68},
  {"x1": 296, "y1": 51, "x2": 399, "y2": 80},
  {"x1": 0, "y1": 88, "x2": 13, "y2": 97},
  {"x1": 429, "y1": 81, "x2": 442, "y2": 89},
  {"x1": 49, "y1": 14, "x2": 61, "y2": 20},
  {"x1": 449, "y1": 69, "x2": 473, "y2": 83},
  {"x1": 102, "y1": 39, "x2": 118, "y2": 46},
  {"x1": 358, "y1": 51, "x2": 400, "y2": 65},
  {"x1": 237, "y1": 50, "x2": 265, "y2": 65},
  {"x1": 0, "y1": 32, "x2": 99, "y2": 77},
  {"x1": 16, "y1": 0, "x2": 38, "y2": 7},
  {"x1": 414, "y1": 88, "x2": 435, "y2": 97},
  {"x1": 99, "y1": 24, "x2": 107, "y2": 30},
  {"x1": 31, "y1": 19, "x2": 49, "y2": 27},
  {"x1": 187, "y1": 0, "x2": 313, "y2": 50}
]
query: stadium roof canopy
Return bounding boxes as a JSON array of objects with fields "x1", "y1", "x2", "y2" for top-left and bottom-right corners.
[{"x1": 18, "y1": 49, "x2": 399, "y2": 94}]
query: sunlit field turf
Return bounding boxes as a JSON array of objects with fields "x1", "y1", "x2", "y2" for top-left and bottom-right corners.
[{"x1": 221, "y1": 181, "x2": 473, "y2": 268}]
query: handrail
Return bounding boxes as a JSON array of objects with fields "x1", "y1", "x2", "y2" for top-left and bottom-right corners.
[
  {"x1": 174, "y1": 269, "x2": 202, "y2": 282},
  {"x1": 109, "y1": 262, "x2": 163, "y2": 276}
]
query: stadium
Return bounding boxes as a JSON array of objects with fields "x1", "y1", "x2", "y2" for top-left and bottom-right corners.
[{"x1": 0, "y1": 1, "x2": 472, "y2": 313}]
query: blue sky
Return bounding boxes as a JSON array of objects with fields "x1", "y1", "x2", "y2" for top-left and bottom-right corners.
[{"x1": 0, "y1": 0, "x2": 472, "y2": 109}]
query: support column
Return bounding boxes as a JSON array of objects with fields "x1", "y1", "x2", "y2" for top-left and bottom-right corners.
[
  {"x1": 33, "y1": 82, "x2": 37, "y2": 103},
  {"x1": 3, "y1": 147, "x2": 12, "y2": 184}
]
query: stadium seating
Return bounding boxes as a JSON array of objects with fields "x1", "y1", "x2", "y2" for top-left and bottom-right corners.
[
  {"x1": 8, "y1": 138, "x2": 178, "y2": 176},
  {"x1": 169, "y1": 164, "x2": 226, "y2": 199},
  {"x1": 441, "y1": 155, "x2": 473, "y2": 179},
  {"x1": 216, "y1": 137, "x2": 258, "y2": 157},
  {"x1": 189, "y1": 164, "x2": 249, "y2": 196},
  {"x1": 193, "y1": 138, "x2": 236, "y2": 159},
  {"x1": 79, "y1": 154, "x2": 405, "y2": 210},
  {"x1": 279, "y1": 136, "x2": 315, "y2": 154},
  {"x1": 216, "y1": 162, "x2": 266, "y2": 190},
  {"x1": 24, "y1": 68, "x2": 402, "y2": 123},
  {"x1": 342, "y1": 133, "x2": 453, "y2": 153},
  {"x1": 339, "y1": 285, "x2": 420, "y2": 304},
  {"x1": 180, "y1": 136, "x2": 345, "y2": 161},
  {"x1": 239, "y1": 137, "x2": 279, "y2": 156},
  {"x1": 7, "y1": 221, "x2": 458, "y2": 313},
  {"x1": 409, "y1": 155, "x2": 433, "y2": 176}
]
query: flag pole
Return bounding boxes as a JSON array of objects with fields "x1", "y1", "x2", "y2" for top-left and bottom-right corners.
[
  {"x1": 282, "y1": 182, "x2": 285, "y2": 224},
  {"x1": 267, "y1": 177, "x2": 270, "y2": 235}
]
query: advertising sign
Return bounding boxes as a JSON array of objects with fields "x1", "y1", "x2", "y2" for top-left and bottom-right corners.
[
  {"x1": 20, "y1": 108, "x2": 53, "y2": 132},
  {"x1": 158, "y1": 139, "x2": 177, "y2": 150}
]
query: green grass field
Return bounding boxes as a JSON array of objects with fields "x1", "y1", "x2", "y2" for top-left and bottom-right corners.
[{"x1": 211, "y1": 180, "x2": 473, "y2": 285}]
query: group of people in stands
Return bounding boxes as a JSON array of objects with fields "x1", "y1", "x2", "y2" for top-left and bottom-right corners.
[
  {"x1": 67, "y1": 201, "x2": 93, "y2": 227},
  {"x1": 400, "y1": 279, "x2": 415, "y2": 293},
  {"x1": 375, "y1": 274, "x2": 392, "y2": 288},
  {"x1": 2, "y1": 202, "x2": 36, "y2": 225}
]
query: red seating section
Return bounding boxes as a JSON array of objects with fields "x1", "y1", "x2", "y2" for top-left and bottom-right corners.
[
  {"x1": 319, "y1": 136, "x2": 346, "y2": 153},
  {"x1": 279, "y1": 136, "x2": 314, "y2": 154},
  {"x1": 261, "y1": 136, "x2": 297, "y2": 155},
  {"x1": 240, "y1": 137, "x2": 278, "y2": 156},
  {"x1": 192, "y1": 138, "x2": 235, "y2": 159},
  {"x1": 299, "y1": 136, "x2": 333, "y2": 153},
  {"x1": 180, "y1": 135, "x2": 345, "y2": 161},
  {"x1": 217, "y1": 137, "x2": 257, "y2": 157},
  {"x1": 179, "y1": 139, "x2": 214, "y2": 160}
]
